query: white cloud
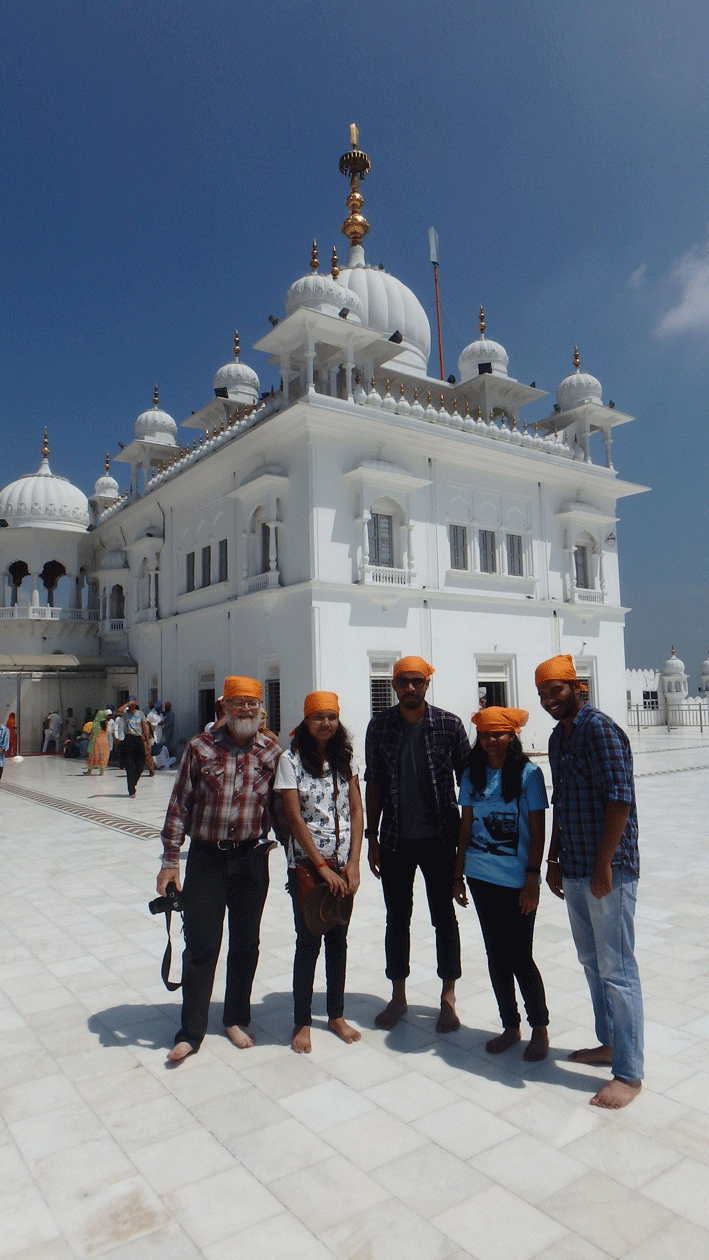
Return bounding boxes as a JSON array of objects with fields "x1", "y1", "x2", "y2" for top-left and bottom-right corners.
[
  {"x1": 627, "y1": 263, "x2": 647, "y2": 289},
  {"x1": 656, "y1": 229, "x2": 709, "y2": 336}
]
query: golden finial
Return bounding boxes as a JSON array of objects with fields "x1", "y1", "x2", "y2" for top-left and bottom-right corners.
[
  {"x1": 573, "y1": 345, "x2": 580, "y2": 369},
  {"x1": 427, "y1": 391, "x2": 432, "y2": 404},
  {"x1": 42, "y1": 427, "x2": 50, "y2": 459},
  {"x1": 441, "y1": 394, "x2": 445, "y2": 408},
  {"x1": 310, "y1": 240, "x2": 319, "y2": 272},
  {"x1": 339, "y1": 125, "x2": 371, "y2": 249},
  {"x1": 465, "y1": 401, "x2": 470, "y2": 416},
  {"x1": 331, "y1": 246, "x2": 339, "y2": 279},
  {"x1": 671, "y1": 645, "x2": 676, "y2": 655},
  {"x1": 199, "y1": 434, "x2": 203, "y2": 446},
  {"x1": 192, "y1": 439, "x2": 196, "y2": 450},
  {"x1": 511, "y1": 415, "x2": 518, "y2": 430},
  {"x1": 400, "y1": 382, "x2": 405, "y2": 396},
  {"x1": 523, "y1": 418, "x2": 528, "y2": 432},
  {"x1": 234, "y1": 330, "x2": 240, "y2": 361},
  {"x1": 534, "y1": 422, "x2": 539, "y2": 436},
  {"x1": 385, "y1": 379, "x2": 391, "y2": 394},
  {"x1": 104, "y1": 452, "x2": 110, "y2": 473},
  {"x1": 220, "y1": 419, "x2": 225, "y2": 434},
  {"x1": 212, "y1": 425, "x2": 217, "y2": 438},
  {"x1": 477, "y1": 406, "x2": 482, "y2": 418},
  {"x1": 153, "y1": 384, "x2": 159, "y2": 408},
  {"x1": 371, "y1": 376, "x2": 375, "y2": 390},
  {"x1": 479, "y1": 306, "x2": 486, "y2": 338},
  {"x1": 414, "y1": 387, "x2": 419, "y2": 401}
]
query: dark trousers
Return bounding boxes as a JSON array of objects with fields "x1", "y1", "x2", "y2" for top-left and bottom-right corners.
[
  {"x1": 468, "y1": 877, "x2": 549, "y2": 1030},
  {"x1": 379, "y1": 837, "x2": 461, "y2": 982},
  {"x1": 124, "y1": 733, "x2": 145, "y2": 795},
  {"x1": 177, "y1": 840, "x2": 269, "y2": 1049},
  {"x1": 287, "y1": 870, "x2": 347, "y2": 1026}
]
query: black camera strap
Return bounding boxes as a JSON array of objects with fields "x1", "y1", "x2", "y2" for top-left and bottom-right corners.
[{"x1": 161, "y1": 909, "x2": 183, "y2": 991}]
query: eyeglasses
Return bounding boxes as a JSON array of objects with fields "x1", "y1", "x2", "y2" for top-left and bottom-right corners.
[
  {"x1": 393, "y1": 677, "x2": 427, "y2": 691},
  {"x1": 224, "y1": 699, "x2": 260, "y2": 711}
]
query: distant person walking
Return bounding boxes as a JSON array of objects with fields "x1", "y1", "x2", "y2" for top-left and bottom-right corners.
[
  {"x1": 116, "y1": 698, "x2": 149, "y2": 797},
  {"x1": 84, "y1": 709, "x2": 110, "y2": 775},
  {"x1": 0, "y1": 719, "x2": 10, "y2": 779},
  {"x1": 536, "y1": 654, "x2": 643, "y2": 1109}
]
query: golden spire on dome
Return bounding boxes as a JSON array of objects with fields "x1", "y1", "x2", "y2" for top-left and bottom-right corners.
[
  {"x1": 573, "y1": 345, "x2": 580, "y2": 369},
  {"x1": 479, "y1": 306, "x2": 486, "y2": 338},
  {"x1": 153, "y1": 384, "x2": 159, "y2": 408},
  {"x1": 331, "y1": 246, "x2": 339, "y2": 279},
  {"x1": 42, "y1": 427, "x2": 50, "y2": 459},
  {"x1": 234, "y1": 330, "x2": 240, "y2": 361},
  {"x1": 105, "y1": 452, "x2": 111, "y2": 473},
  {"x1": 339, "y1": 124, "x2": 371, "y2": 249},
  {"x1": 310, "y1": 240, "x2": 319, "y2": 272}
]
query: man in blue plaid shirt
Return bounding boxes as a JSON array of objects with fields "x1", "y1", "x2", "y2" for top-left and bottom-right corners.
[
  {"x1": 537, "y1": 654, "x2": 643, "y2": 1108},
  {"x1": 365, "y1": 656, "x2": 470, "y2": 1033}
]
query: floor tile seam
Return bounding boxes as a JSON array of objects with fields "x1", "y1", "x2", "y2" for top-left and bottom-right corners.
[{"x1": 0, "y1": 782, "x2": 163, "y2": 840}]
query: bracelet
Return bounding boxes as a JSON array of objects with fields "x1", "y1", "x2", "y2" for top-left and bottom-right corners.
[
  {"x1": 525, "y1": 866, "x2": 541, "y2": 875},
  {"x1": 315, "y1": 860, "x2": 329, "y2": 870},
  {"x1": 547, "y1": 858, "x2": 559, "y2": 865}
]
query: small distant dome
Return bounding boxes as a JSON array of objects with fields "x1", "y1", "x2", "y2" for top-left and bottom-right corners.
[
  {"x1": 0, "y1": 430, "x2": 89, "y2": 532},
  {"x1": 458, "y1": 307, "x2": 509, "y2": 381},
  {"x1": 662, "y1": 648, "x2": 686, "y2": 677},
  {"x1": 556, "y1": 346, "x2": 602, "y2": 412},
  {"x1": 135, "y1": 386, "x2": 178, "y2": 445},
  {"x1": 99, "y1": 549, "x2": 127, "y2": 570},
  {"x1": 94, "y1": 454, "x2": 119, "y2": 500},
  {"x1": 336, "y1": 245, "x2": 431, "y2": 374},
  {"x1": 212, "y1": 330, "x2": 260, "y2": 405},
  {"x1": 285, "y1": 271, "x2": 363, "y2": 323},
  {"x1": 699, "y1": 654, "x2": 709, "y2": 692}
]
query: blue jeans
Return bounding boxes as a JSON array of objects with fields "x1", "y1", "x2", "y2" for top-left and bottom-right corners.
[{"x1": 563, "y1": 869, "x2": 644, "y2": 1082}]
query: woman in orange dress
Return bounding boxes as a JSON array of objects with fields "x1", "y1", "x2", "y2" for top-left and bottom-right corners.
[
  {"x1": 84, "y1": 710, "x2": 110, "y2": 775},
  {"x1": 6, "y1": 713, "x2": 18, "y2": 757}
]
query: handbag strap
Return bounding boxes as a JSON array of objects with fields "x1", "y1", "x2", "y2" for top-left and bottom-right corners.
[
  {"x1": 160, "y1": 910, "x2": 182, "y2": 991},
  {"x1": 332, "y1": 766, "x2": 342, "y2": 869}
]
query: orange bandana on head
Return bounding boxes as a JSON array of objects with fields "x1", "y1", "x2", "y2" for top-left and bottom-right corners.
[
  {"x1": 223, "y1": 676, "x2": 263, "y2": 700},
  {"x1": 393, "y1": 656, "x2": 435, "y2": 679},
  {"x1": 534, "y1": 655, "x2": 577, "y2": 687},
  {"x1": 472, "y1": 707, "x2": 529, "y2": 733},
  {"x1": 303, "y1": 691, "x2": 340, "y2": 718}
]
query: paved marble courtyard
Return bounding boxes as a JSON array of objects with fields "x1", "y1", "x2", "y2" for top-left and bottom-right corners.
[{"x1": 1, "y1": 734, "x2": 709, "y2": 1260}]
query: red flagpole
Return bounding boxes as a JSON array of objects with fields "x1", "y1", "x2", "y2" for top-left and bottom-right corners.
[{"x1": 433, "y1": 262, "x2": 444, "y2": 380}]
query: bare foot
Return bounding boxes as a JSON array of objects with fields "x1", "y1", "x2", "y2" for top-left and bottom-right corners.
[
  {"x1": 524, "y1": 1027, "x2": 549, "y2": 1062},
  {"x1": 329, "y1": 1017, "x2": 361, "y2": 1044},
  {"x1": 292, "y1": 1025, "x2": 312, "y2": 1054},
  {"x1": 591, "y1": 1078, "x2": 642, "y2": 1108},
  {"x1": 437, "y1": 994, "x2": 461, "y2": 1034},
  {"x1": 166, "y1": 1041, "x2": 195, "y2": 1063},
  {"x1": 375, "y1": 999, "x2": 408, "y2": 1030},
  {"x1": 224, "y1": 1024, "x2": 254, "y2": 1049},
  {"x1": 568, "y1": 1044, "x2": 613, "y2": 1065},
  {"x1": 486, "y1": 1027, "x2": 521, "y2": 1054}
]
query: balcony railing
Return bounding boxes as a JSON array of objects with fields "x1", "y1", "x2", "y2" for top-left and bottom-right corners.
[
  {"x1": 360, "y1": 565, "x2": 408, "y2": 587},
  {"x1": 246, "y1": 571, "x2": 280, "y2": 594},
  {"x1": 569, "y1": 587, "x2": 604, "y2": 605},
  {"x1": 0, "y1": 606, "x2": 97, "y2": 621}
]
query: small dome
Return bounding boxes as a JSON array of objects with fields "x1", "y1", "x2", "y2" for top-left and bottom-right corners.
[
  {"x1": 336, "y1": 246, "x2": 431, "y2": 374},
  {"x1": 662, "y1": 648, "x2": 686, "y2": 677},
  {"x1": 700, "y1": 654, "x2": 709, "y2": 678},
  {"x1": 458, "y1": 308, "x2": 509, "y2": 381},
  {"x1": 135, "y1": 386, "x2": 178, "y2": 445},
  {"x1": 94, "y1": 455, "x2": 119, "y2": 500},
  {"x1": 556, "y1": 347, "x2": 602, "y2": 411},
  {"x1": 285, "y1": 271, "x2": 363, "y2": 323},
  {"x1": 0, "y1": 432, "x2": 89, "y2": 532},
  {"x1": 213, "y1": 330, "x2": 260, "y2": 405}
]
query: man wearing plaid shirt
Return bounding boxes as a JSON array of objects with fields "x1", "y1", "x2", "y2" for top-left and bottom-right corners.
[
  {"x1": 157, "y1": 675, "x2": 281, "y2": 1061},
  {"x1": 365, "y1": 656, "x2": 471, "y2": 1033},
  {"x1": 537, "y1": 654, "x2": 643, "y2": 1108}
]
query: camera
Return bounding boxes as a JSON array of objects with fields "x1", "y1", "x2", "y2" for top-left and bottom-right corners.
[{"x1": 149, "y1": 882, "x2": 184, "y2": 915}]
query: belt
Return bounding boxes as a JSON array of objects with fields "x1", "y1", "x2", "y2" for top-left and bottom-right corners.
[{"x1": 216, "y1": 836, "x2": 261, "y2": 851}]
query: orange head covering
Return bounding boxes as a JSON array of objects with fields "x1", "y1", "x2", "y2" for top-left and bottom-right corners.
[
  {"x1": 393, "y1": 656, "x2": 435, "y2": 679},
  {"x1": 472, "y1": 707, "x2": 529, "y2": 733},
  {"x1": 223, "y1": 676, "x2": 262, "y2": 700},
  {"x1": 303, "y1": 691, "x2": 340, "y2": 718},
  {"x1": 534, "y1": 655, "x2": 577, "y2": 687}
]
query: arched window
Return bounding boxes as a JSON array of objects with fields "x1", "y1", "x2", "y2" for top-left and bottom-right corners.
[
  {"x1": 110, "y1": 584, "x2": 125, "y2": 620},
  {"x1": 41, "y1": 560, "x2": 66, "y2": 608},
  {"x1": 9, "y1": 560, "x2": 29, "y2": 607}
]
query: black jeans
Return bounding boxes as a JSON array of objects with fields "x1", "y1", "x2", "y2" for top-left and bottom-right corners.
[
  {"x1": 379, "y1": 837, "x2": 461, "y2": 982},
  {"x1": 287, "y1": 870, "x2": 348, "y2": 1026},
  {"x1": 468, "y1": 877, "x2": 549, "y2": 1030},
  {"x1": 177, "y1": 840, "x2": 270, "y2": 1049},
  {"x1": 124, "y1": 733, "x2": 145, "y2": 795}
]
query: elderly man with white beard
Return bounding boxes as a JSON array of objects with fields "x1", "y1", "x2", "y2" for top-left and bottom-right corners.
[{"x1": 156, "y1": 676, "x2": 282, "y2": 1061}]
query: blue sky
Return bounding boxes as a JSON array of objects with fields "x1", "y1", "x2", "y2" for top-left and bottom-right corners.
[{"x1": 3, "y1": 0, "x2": 709, "y2": 681}]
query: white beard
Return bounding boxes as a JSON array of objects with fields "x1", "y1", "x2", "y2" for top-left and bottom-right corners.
[{"x1": 226, "y1": 715, "x2": 260, "y2": 740}]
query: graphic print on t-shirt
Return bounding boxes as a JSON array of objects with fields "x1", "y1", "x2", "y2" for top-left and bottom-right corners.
[{"x1": 472, "y1": 804, "x2": 520, "y2": 857}]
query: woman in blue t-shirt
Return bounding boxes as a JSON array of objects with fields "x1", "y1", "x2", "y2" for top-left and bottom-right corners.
[{"x1": 454, "y1": 707, "x2": 550, "y2": 1061}]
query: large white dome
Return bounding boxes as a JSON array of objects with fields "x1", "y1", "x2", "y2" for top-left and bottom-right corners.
[
  {"x1": 336, "y1": 246, "x2": 431, "y2": 374},
  {"x1": 0, "y1": 440, "x2": 89, "y2": 532}
]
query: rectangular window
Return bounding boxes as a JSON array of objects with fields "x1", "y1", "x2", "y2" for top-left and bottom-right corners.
[
  {"x1": 449, "y1": 524, "x2": 468, "y2": 570},
  {"x1": 218, "y1": 538, "x2": 228, "y2": 583},
  {"x1": 506, "y1": 533, "x2": 523, "y2": 576},
  {"x1": 478, "y1": 680, "x2": 507, "y2": 707},
  {"x1": 201, "y1": 545, "x2": 211, "y2": 588},
  {"x1": 577, "y1": 675, "x2": 594, "y2": 705},
  {"x1": 261, "y1": 523, "x2": 270, "y2": 574},
  {"x1": 643, "y1": 690, "x2": 659, "y2": 711},
  {"x1": 186, "y1": 552, "x2": 195, "y2": 592},
  {"x1": 574, "y1": 545, "x2": 590, "y2": 589},
  {"x1": 370, "y1": 676, "x2": 394, "y2": 716},
  {"x1": 479, "y1": 529, "x2": 496, "y2": 573},
  {"x1": 368, "y1": 513, "x2": 394, "y2": 567},
  {"x1": 265, "y1": 677, "x2": 281, "y2": 734}
]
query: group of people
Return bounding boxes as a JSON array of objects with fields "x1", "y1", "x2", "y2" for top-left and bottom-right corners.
[{"x1": 156, "y1": 653, "x2": 643, "y2": 1110}]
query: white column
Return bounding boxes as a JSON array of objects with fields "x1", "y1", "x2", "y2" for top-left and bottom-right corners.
[
  {"x1": 304, "y1": 350, "x2": 315, "y2": 395},
  {"x1": 241, "y1": 530, "x2": 250, "y2": 587},
  {"x1": 267, "y1": 522, "x2": 278, "y2": 572},
  {"x1": 345, "y1": 344, "x2": 354, "y2": 402},
  {"x1": 30, "y1": 572, "x2": 40, "y2": 608},
  {"x1": 598, "y1": 546, "x2": 606, "y2": 598},
  {"x1": 362, "y1": 513, "x2": 370, "y2": 569},
  {"x1": 603, "y1": 427, "x2": 613, "y2": 468},
  {"x1": 406, "y1": 521, "x2": 416, "y2": 581}
]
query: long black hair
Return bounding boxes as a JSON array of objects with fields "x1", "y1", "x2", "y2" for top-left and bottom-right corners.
[
  {"x1": 291, "y1": 719, "x2": 354, "y2": 779},
  {"x1": 468, "y1": 734, "x2": 529, "y2": 803}
]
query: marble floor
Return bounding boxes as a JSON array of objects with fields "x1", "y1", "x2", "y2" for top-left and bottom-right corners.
[{"x1": 1, "y1": 733, "x2": 709, "y2": 1260}]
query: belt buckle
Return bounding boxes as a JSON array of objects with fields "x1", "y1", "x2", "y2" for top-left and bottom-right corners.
[{"x1": 217, "y1": 839, "x2": 234, "y2": 851}]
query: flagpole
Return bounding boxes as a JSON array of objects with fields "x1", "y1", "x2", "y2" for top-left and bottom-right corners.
[{"x1": 429, "y1": 228, "x2": 444, "y2": 379}]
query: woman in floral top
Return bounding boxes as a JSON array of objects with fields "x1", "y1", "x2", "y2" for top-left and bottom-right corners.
[{"x1": 274, "y1": 691, "x2": 363, "y2": 1054}]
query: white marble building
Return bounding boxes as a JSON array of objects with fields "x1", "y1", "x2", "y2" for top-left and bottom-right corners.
[{"x1": 1, "y1": 131, "x2": 648, "y2": 755}]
